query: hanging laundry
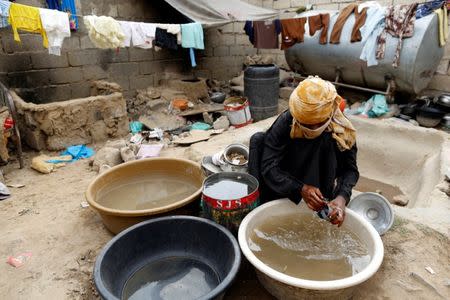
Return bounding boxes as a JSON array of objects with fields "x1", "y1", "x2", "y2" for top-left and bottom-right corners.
[
  {"x1": 280, "y1": 18, "x2": 306, "y2": 50},
  {"x1": 308, "y1": 14, "x2": 330, "y2": 44},
  {"x1": 244, "y1": 21, "x2": 255, "y2": 44},
  {"x1": 39, "y1": 8, "x2": 70, "y2": 56},
  {"x1": 330, "y1": 3, "x2": 368, "y2": 44},
  {"x1": 154, "y1": 28, "x2": 178, "y2": 50},
  {"x1": 435, "y1": 6, "x2": 448, "y2": 47},
  {"x1": 8, "y1": 3, "x2": 48, "y2": 48},
  {"x1": 83, "y1": 15, "x2": 125, "y2": 49},
  {"x1": 135, "y1": 23, "x2": 156, "y2": 49},
  {"x1": 359, "y1": 4, "x2": 386, "y2": 67},
  {"x1": 157, "y1": 24, "x2": 182, "y2": 45},
  {"x1": 181, "y1": 22, "x2": 204, "y2": 67},
  {"x1": 60, "y1": 0, "x2": 78, "y2": 30},
  {"x1": 416, "y1": 0, "x2": 445, "y2": 19},
  {"x1": 0, "y1": 0, "x2": 11, "y2": 28},
  {"x1": 376, "y1": 4, "x2": 418, "y2": 68},
  {"x1": 46, "y1": 0, "x2": 60, "y2": 10},
  {"x1": 253, "y1": 20, "x2": 281, "y2": 49},
  {"x1": 118, "y1": 21, "x2": 133, "y2": 47}
]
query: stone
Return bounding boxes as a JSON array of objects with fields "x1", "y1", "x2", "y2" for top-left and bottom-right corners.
[
  {"x1": 99, "y1": 164, "x2": 111, "y2": 174},
  {"x1": 68, "y1": 50, "x2": 99, "y2": 66},
  {"x1": 139, "y1": 112, "x2": 186, "y2": 131},
  {"x1": 31, "y1": 155, "x2": 54, "y2": 174},
  {"x1": 213, "y1": 116, "x2": 230, "y2": 130},
  {"x1": 203, "y1": 112, "x2": 214, "y2": 125},
  {"x1": 105, "y1": 139, "x2": 127, "y2": 150},
  {"x1": 93, "y1": 147, "x2": 122, "y2": 172},
  {"x1": 393, "y1": 195, "x2": 409, "y2": 206},
  {"x1": 146, "y1": 99, "x2": 168, "y2": 112},
  {"x1": 120, "y1": 147, "x2": 136, "y2": 162},
  {"x1": 49, "y1": 67, "x2": 83, "y2": 84},
  {"x1": 230, "y1": 86, "x2": 244, "y2": 95},
  {"x1": 230, "y1": 72, "x2": 244, "y2": 86},
  {"x1": 30, "y1": 53, "x2": 69, "y2": 69},
  {"x1": 279, "y1": 87, "x2": 295, "y2": 100}
]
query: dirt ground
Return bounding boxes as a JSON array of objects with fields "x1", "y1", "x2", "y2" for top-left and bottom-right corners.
[{"x1": 0, "y1": 149, "x2": 449, "y2": 300}]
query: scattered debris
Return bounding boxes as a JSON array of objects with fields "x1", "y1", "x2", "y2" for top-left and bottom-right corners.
[
  {"x1": 139, "y1": 113, "x2": 186, "y2": 131},
  {"x1": 213, "y1": 116, "x2": 230, "y2": 130},
  {"x1": 244, "y1": 54, "x2": 274, "y2": 66},
  {"x1": 172, "y1": 99, "x2": 189, "y2": 111},
  {"x1": 80, "y1": 201, "x2": 90, "y2": 208},
  {"x1": 395, "y1": 279, "x2": 423, "y2": 292},
  {"x1": 92, "y1": 147, "x2": 122, "y2": 173},
  {"x1": 7, "y1": 183, "x2": 25, "y2": 188},
  {"x1": 90, "y1": 80, "x2": 122, "y2": 96},
  {"x1": 7, "y1": 252, "x2": 32, "y2": 268},
  {"x1": 136, "y1": 144, "x2": 164, "y2": 159},
  {"x1": 173, "y1": 130, "x2": 212, "y2": 145},
  {"x1": 169, "y1": 78, "x2": 209, "y2": 103},
  {"x1": 425, "y1": 266, "x2": 436, "y2": 275},
  {"x1": 129, "y1": 121, "x2": 143, "y2": 134},
  {"x1": 104, "y1": 139, "x2": 127, "y2": 150},
  {"x1": 120, "y1": 147, "x2": 136, "y2": 162},
  {"x1": 130, "y1": 133, "x2": 145, "y2": 145},
  {"x1": 410, "y1": 272, "x2": 445, "y2": 299},
  {"x1": 178, "y1": 103, "x2": 224, "y2": 117},
  {"x1": 18, "y1": 208, "x2": 32, "y2": 216},
  {"x1": 202, "y1": 112, "x2": 214, "y2": 125},
  {"x1": 393, "y1": 194, "x2": 409, "y2": 206},
  {"x1": 31, "y1": 155, "x2": 67, "y2": 174},
  {"x1": 191, "y1": 122, "x2": 211, "y2": 131}
]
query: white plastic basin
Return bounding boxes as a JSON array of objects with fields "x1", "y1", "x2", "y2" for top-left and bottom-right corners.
[{"x1": 238, "y1": 199, "x2": 384, "y2": 300}]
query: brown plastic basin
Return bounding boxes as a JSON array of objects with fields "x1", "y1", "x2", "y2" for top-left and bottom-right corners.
[{"x1": 86, "y1": 158, "x2": 204, "y2": 234}]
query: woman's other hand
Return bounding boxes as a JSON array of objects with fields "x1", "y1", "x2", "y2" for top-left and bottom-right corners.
[{"x1": 328, "y1": 196, "x2": 346, "y2": 227}]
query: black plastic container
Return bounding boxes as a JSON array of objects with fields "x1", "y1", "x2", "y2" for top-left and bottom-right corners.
[
  {"x1": 244, "y1": 64, "x2": 280, "y2": 121},
  {"x1": 94, "y1": 216, "x2": 241, "y2": 300}
]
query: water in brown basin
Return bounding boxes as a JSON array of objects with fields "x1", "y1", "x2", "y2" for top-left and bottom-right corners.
[
  {"x1": 249, "y1": 212, "x2": 370, "y2": 281},
  {"x1": 97, "y1": 172, "x2": 199, "y2": 211}
]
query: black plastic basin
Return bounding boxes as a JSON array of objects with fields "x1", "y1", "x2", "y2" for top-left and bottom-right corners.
[{"x1": 94, "y1": 216, "x2": 241, "y2": 300}]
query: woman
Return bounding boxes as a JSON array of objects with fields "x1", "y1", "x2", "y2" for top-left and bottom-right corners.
[{"x1": 249, "y1": 76, "x2": 359, "y2": 227}]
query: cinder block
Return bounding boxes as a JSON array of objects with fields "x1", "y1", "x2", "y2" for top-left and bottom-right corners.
[
  {"x1": 154, "y1": 49, "x2": 182, "y2": 60},
  {"x1": 109, "y1": 76, "x2": 130, "y2": 91},
  {"x1": 108, "y1": 62, "x2": 139, "y2": 77},
  {"x1": 49, "y1": 67, "x2": 83, "y2": 84},
  {"x1": 80, "y1": 36, "x2": 95, "y2": 49},
  {"x1": 31, "y1": 53, "x2": 69, "y2": 69},
  {"x1": 218, "y1": 34, "x2": 236, "y2": 46},
  {"x1": 62, "y1": 36, "x2": 80, "y2": 50},
  {"x1": 236, "y1": 34, "x2": 252, "y2": 46},
  {"x1": 70, "y1": 82, "x2": 91, "y2": 99},
  {"x1": 98, "y1": 48, "x2": 129, "y2": 64},
  {"x1": 68, "y1": 50, "x2": 99, "y2": 66},
  {"x1": 274, "y1": 0, "x2": 291, "y2": 9},
  {"x1": 36, "y1": 84, "x2": 73, "y2": 103},
  {"x1": 7, "y1": 70, "x2": 50, "y2": 87},
  {"x1": 129, "y1": 48, "x2": 154, "y2": 61},
  {"x1": 230, "y1": 45, "x2": 247, "y2": 56},
  {"x1": 0, "y1": 53, "x2": 31, "y2": 71},
  {"x1": 194, "y1": 69, "x2": 212, "y2": 79},
  {"x1": 139, "y1": 61, "x2": 164, "y2": 75},
  {"x1": 130, "y1": 75, "x2": 155, "y2": 90},
  {"x1": 214, "y1": 46, "x2": 230, "y2": 57},
  {"x1": 233, "y1": 22, "x2": 246, "y2": 34},
  {"x1": 82, "y1": 65, "x2": 108, "y2": 80},
  {"x1": 220, "y1": 23, "x2": 234, "y2": 34},
  {"x1": 1, "y1": 34, "x2": 45, "y2": 53}
]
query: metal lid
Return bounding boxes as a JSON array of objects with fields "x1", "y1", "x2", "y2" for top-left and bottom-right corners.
[{"x1": 348, "y1": 192, "x2": 394, "y2": 235}]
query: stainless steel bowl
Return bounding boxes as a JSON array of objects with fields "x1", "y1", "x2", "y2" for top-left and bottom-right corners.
[
  {"x1": 348, "y1": 192, "x2": 394, "y2": 235},
  {"x1": 223, "y1": 143, "x2": 249, "y2": 166}
]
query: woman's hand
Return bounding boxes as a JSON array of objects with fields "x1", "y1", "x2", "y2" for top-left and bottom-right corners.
[
  {"x1": 328, "y1": 196, "x2": 346, "y2": 227},
  {"x1": 301, "y1": 184, "x2": 326, "y2": 211}
]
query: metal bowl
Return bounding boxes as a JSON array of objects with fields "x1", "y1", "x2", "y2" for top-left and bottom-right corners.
[
  {"x1": 348, "y1": 192, "x2": 394, "y2": 235},
  {"x1": 437, "y1": 94, "x2": 450, "y2": 107},
  {"x1": 223, "y1": 143, "x2": 249, "y2": 166},
  {"x1": 210, "y1": 92, "x2": 226, "y2": 103}
]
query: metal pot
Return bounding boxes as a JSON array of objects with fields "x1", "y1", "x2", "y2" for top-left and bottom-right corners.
[
  {"x1": 210, "y1": 92, "x2": 226, "y2": 103},
  {"x1": 434, "y1": 94, "x2": 450, "y2": 112},
  {"x1": 223, "y1": 143, "x2": 249, "y2": 166}
]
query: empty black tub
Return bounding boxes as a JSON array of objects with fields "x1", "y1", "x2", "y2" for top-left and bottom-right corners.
[{"x1": 94, "y1": 216, "x2": 241, "y2": 300}]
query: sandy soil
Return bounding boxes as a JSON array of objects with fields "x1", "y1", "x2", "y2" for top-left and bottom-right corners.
[{"x1": 0, "y1": 148, "x2": 449, "y2": 300}]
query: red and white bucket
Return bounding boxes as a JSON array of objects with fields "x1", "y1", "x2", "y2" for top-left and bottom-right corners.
[{"x1": 224, "y1": 97, "x2": 252, "y2": 128}]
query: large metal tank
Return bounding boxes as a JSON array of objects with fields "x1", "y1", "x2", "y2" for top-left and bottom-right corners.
[{"x1": 285, "y1": 11, "x2": 444, "y2": 94}]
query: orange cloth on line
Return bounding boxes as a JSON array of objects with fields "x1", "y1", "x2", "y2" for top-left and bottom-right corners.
[
  {"x1": 289, "y1": 76, "x2": 356, "y2": 151},
  {"x1": 280, "y1": 18, "x2": 307, "y2": 50},
  {"x1": 330, "y1": 3, "x2": 368, "y2": 44},
  {"x1": 8, "y1": 3, "x2": 48, "y2": 48},
  {"x1": 308, "y1": 14, "x2": 330, "y2": 44}
]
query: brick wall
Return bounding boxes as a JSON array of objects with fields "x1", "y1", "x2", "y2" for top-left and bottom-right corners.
[
  {"x1": 1, "y1": 0, "x2": 449, "y2": 103},
  {"x1": 0, "y1": 0, "x2": 193, "y2": 103}
]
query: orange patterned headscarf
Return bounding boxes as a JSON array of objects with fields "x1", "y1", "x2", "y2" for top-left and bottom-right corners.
[{"x1": 289, "y1": 76, "x2": 356, "y2": 151}]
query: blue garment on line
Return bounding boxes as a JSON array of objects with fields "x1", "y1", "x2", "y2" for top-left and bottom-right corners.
[
  {"x1": 359, "y1": 6, "x2": 386, "y2": 67},
  {"x1": 416, "y1": 0, "x2": 445, "y2": 19},
  {"x1": 0, "y1": 0, "x2": 12, "y2": 28},
  {"x1": 47, "y1": 0, "x2": 79, "y2": 30},
  {"x1": 47, "y1": 145, "x2": 95, "y2": 163},
  {"x1": 181, "y1": 22, "x2": 204, "y2": 49},
  {"x1": 189, "y1": 48, "x2": 197, "y2": 67}
]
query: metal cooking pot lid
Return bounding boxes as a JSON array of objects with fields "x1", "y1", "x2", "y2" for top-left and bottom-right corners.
[{"x1": 348, "y1": 192, "x2": 394, "y2": 236}]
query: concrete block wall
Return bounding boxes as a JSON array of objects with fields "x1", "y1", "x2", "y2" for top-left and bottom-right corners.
[{"x1": 0, "y1": 0, "x2": 192, "y2": 103}]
